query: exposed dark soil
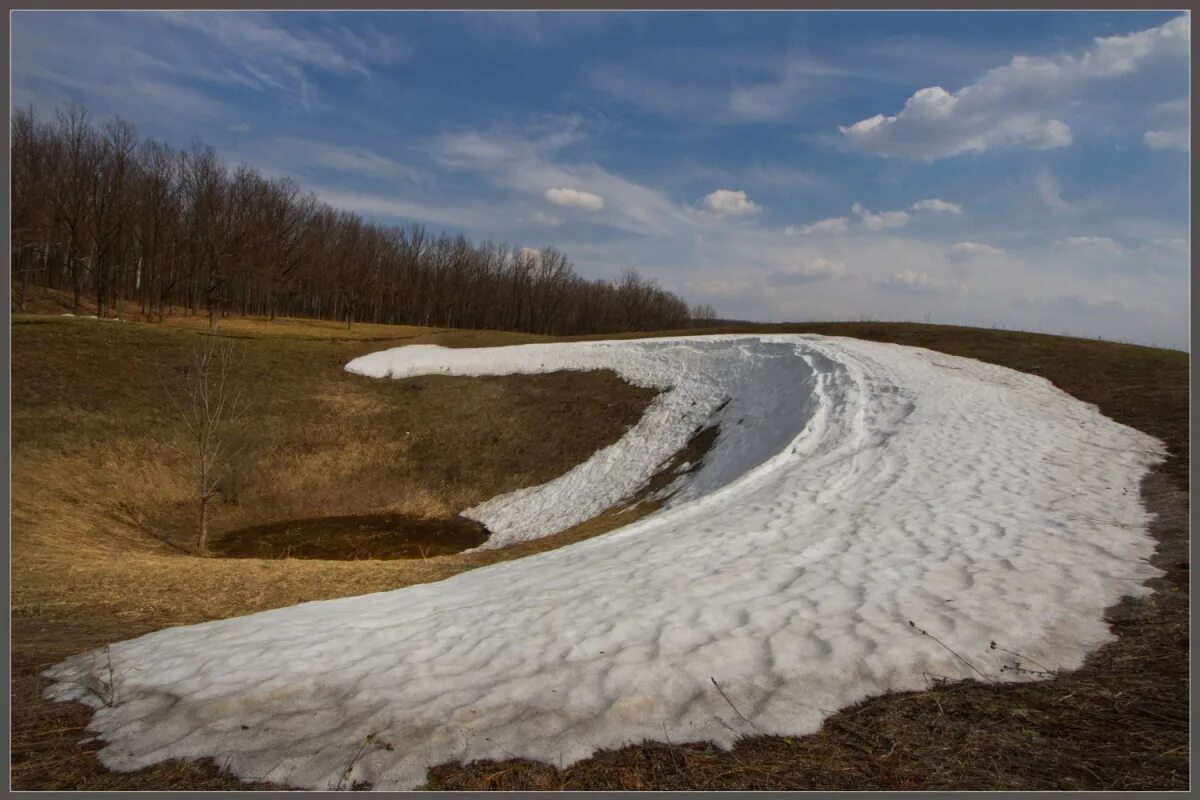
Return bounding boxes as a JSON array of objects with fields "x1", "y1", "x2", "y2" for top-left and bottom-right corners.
[
  {"x1": 634, "y1": 423, "x2": 721, "y2": 502},
  {"x1": 211, "y1": 513, "x2": 490, "y2": 560}
]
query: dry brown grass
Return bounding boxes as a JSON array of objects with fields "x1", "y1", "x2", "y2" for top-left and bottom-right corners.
[
  {"x1": 11, "y1": 310, "x2": 661, "y2": 789},
  {"x1": 10, "y1": 312, "x2": 1189, "y2": 791}
]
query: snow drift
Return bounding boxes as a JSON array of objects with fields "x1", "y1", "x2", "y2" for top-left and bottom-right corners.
[{"x1": 44, "y1": 334, "x2": 1164, "y2": 790}]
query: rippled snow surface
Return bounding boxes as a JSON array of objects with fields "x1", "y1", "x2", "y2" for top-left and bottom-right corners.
[{"x1": 45, "y1": 335, "x2": 1163, "y2": 790}]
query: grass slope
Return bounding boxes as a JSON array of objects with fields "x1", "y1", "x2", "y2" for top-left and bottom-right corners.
[{"x1": 10, "y1": 312, "x2": 1189, "y2": 790}]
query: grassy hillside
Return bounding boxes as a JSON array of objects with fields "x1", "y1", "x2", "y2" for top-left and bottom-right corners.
[{"x1": 10, "y1": 311, "x2": 1189, "y2": 790}]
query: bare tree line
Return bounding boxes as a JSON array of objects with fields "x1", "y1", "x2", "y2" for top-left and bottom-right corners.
[{"x1": 12, "y1": 104, "x2": 719, "y2": 334}]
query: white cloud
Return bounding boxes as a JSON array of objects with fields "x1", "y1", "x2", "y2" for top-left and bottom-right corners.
[
  {"x1": 768, "y1": 257, "x2": 848, "y2": 285},
  {"x1": 1062, "y1": 235, "x2": 1123, "y2": 255},
  {"x1": 309, "y1": 187, "x2": 498, "y2": 231},
  {"x1": 883, "y1": 269, "x2": 948, "y2": 291},
  {"x1": 564, "y1": 221, "x2": 1185, "y2": 349},
  {"x1": 156, "y1": 11, "x2": 408, "y2": 76},
  {"x1": 683, "y1": 279, "x2": 756, "y2": 298},
  {"x1": 700, "y1": 189, "x2": 762, "y2": 216},
  {"x1": 263, "y1": 137, "x2": 418, "y2": 182},
  {"x1": 728, "y1": 56, "x2": 846, "y2": 122},
  {"x1": 949, "y1": 241, "x2": 1006, "y2": 260},
  {"x1": 586, "y1": 49, "x2": 846, "y2": 125},
  {"x1": 434, "y1": 123, "x2": 697, "y2": 237},
  {"x1": 911, "y1": 198, "x2": 963, "y2": 215},
  {"x1": 1035, "y1": 169, "x2": 1072, "y2": 212},
  {"x1": 796, "y1": 217, "x2": 849, "y2": 235},
  {"x1": 1150, "y1": 237, "x2": 1189, "y2": 253},
  {"x1": 531, "y1": 211, "x2": 562, "y2": 227},
  {"x1": 840, "y1": 15, "x2": 1189, "y2": 159},
  {"x1": 544, "y1": 187, "x2": 605, "y2": 210},
  {"x1": 1144, "y1": 128, "x2": 1189, "y2": 151},
  {"x1": 852, "y1": 202, "x2": 910, "y2": 230}
]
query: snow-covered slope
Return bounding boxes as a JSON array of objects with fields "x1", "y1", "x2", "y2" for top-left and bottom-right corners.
[{"x1": 45, "y1": 335, "x2": 1164, "y2": 790}]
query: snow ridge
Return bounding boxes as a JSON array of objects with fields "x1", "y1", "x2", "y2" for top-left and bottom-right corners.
[{"x1": 44, "y1": 335, "x2": 1164, "y2": 790}]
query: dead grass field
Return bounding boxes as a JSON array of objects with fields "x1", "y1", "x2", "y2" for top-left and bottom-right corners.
[{"x1": 10, "y1": 304, "x2": 1189, "y2": 791}]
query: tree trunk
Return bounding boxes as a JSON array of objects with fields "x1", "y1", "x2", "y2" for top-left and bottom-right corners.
[
  {"x1": 197, "y1": 495, "x2": 209, "y2": 555},
  {"x1": 17, "y1": 254, "x2": 29, "y2": 312}
]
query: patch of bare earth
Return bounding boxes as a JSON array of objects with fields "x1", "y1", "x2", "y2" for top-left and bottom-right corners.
[{"x1": 11, "y1": 314, "x2": 1188, "y2": 790}]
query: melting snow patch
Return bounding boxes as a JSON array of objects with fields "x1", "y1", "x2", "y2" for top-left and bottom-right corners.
[{"x1": 45, "y1": 334, "x2": 1164, "y2": 790}]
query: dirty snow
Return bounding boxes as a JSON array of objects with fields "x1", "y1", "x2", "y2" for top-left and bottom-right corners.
[{"x1": 45, "y1": 334, "x2": 1164, "y2": 790}]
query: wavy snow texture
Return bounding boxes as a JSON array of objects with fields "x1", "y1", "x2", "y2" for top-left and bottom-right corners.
[{"x1": 44, "y1": 335, "x2": 1164, "y2": 790}]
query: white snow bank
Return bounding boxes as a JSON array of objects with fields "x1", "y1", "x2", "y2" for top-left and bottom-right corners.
[
  {"x1": 45, "y1": 334, "x2": 1164, "y2": 790},
  {"x1": 347, "y1": 337, "x2": 829, "y2": 549}
]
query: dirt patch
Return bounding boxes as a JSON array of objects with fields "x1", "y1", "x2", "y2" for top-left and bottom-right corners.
[{"x1": 211, "y1": 513, "x2": 490, "y2": 560}]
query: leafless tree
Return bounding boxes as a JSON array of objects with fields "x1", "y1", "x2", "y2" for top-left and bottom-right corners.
[
  {"x1": 13, "y1": 103, "x2": 701, "y2": 336},
  {"x1": 690, "y1": 303, "x2": 719, "y2": 324},
  {"x1": 165, "y1": 337, "x2": 247, "y2": 555}
]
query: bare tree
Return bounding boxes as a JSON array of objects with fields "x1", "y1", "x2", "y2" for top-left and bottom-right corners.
[
  {"x1": 690, "y1": 303, "x2": 718, "y2": 324},
  {"x1": 165, "y1": 338, "x2": 247, "y2": 555},
  {"x1": 14, "y1": 102, "x2": 708, "y2": 336}
]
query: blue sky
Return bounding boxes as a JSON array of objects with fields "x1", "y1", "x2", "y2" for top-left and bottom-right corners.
[{"x1": 12, "y1": 10, "x2": 1191, "y2": 348}]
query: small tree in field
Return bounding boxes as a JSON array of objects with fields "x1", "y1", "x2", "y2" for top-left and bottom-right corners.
[{"x1": 165, "y1": 337, "x2": 247, "y2": 555}]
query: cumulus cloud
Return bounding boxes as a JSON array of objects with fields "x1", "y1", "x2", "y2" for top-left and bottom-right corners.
[
  {"x1": 544, "y1": 186, "x2": 605, "y2": 210},
  {"x1": 1144, "y1": 128, "x2": 1189, "y2": 151},
  {"x1": 840, "y1": 15, "x2": 1188, "y2": 159},
  {"x1": 700, "y1": 189, "x2": 762, "y2": 216},
  {"x1": 796, "y1": 217, "x2": 849, "y2": 236},
  {"x1": 852, "y1": 202, "x2": 909, "y2": 230},
  {"x1": 911, "y1": 198, "x2": 963, "y2": 215}
]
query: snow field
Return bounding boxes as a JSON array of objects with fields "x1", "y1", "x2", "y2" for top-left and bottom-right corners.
[{"x1": 45, "y1": 334, "x2": 1165, "y2": 790}]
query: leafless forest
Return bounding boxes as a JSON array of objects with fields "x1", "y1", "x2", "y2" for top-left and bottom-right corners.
[{"x1": 11, "y1": 105, "x2": 717, "y2": 334}]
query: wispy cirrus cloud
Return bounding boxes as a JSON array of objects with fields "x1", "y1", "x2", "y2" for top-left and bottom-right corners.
[
  {"x1": 155, "y1": 11, "x2": 409, "y2": 76},
  {"x1": 12, "y1": 10, "x2": 409, "y2": 128},
  {"x1": 585, "y1": 48, "x2": 849, "y2": 124},
  {"x1": 247, "y1": 136, "x2": 420, "y2": 183},
  {"x1": 309, "y1": 187, "x2": 501, "y2": 232},
  {"x1": 433, "y1": 120, "x2": 699, "y2": 236}
]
